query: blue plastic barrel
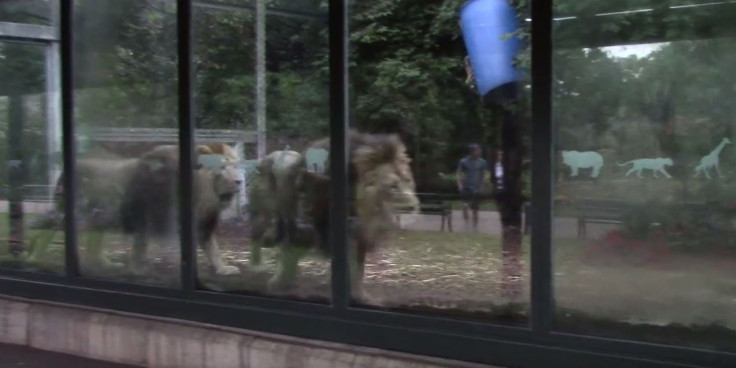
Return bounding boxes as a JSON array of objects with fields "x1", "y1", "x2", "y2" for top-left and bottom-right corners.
[{"x1": 460, "y1": 0, "x2": 521, "y2": 97}]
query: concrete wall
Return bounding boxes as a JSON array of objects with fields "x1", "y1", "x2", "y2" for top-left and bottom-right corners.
[{"x1": 0, "y1": 295, "x2": 498, "y2": 368}]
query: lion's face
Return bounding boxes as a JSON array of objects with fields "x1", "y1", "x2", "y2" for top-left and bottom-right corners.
[
  {"x1": 353, "y1": 134, "x2": 419, "y2": 215},
  {"x1": 211, "y1": 170, "x2": 240, "y2": 208},
  {"x1": 197, "y1": 144, "x2": 243, "y2": 203},
  {"x1": 360, "y1": 161, "x2": 419, "y2": 213}
]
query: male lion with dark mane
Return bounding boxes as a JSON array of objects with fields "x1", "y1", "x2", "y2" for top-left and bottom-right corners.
[{"x1": 249, "y1": 130, "x2": 419, "y2": 300}]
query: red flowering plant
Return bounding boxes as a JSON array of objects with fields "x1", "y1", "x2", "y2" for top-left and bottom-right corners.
[
  {"x1": 588, "y1": 201, "x2": 736, "y2": 262},
  {"x1": 585, "y1": 202, "x2": 671, "y2": 263},
  {"x1": 588, "y1": 228, "x2": 670, "y2": 264}
]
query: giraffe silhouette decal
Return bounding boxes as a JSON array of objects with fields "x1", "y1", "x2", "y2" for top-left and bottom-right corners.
[{"x1": 694, "y1": 137, "x2": 731, "y2": 179}]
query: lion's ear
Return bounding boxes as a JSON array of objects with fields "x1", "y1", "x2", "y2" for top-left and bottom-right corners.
[
  {"x1": 196, "y1": 145, "x2": 214, "y2": 155},
  {"x1": 352, "y1": 135, "x2": 410, "y2": 173},
  {"x1": 218, "y1": 143, "x2": 231, "y2": 154},
  {"x1": 222, "y1": 144, "x2": 241, "y2": 162}
]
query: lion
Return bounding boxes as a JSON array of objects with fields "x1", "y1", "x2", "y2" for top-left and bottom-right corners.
[
  {"x1": 248, "y1": 130, "x2": 419, "y2": 300},
  {"x1": 26, "y1": 156, "x2": 140, "y2": 268},
  {"x1": 26, "y1": 143, "x2": 242, "y2": 276},
  {"x1": 120, "y1": 144, "x2": 242, "y2": 276}
]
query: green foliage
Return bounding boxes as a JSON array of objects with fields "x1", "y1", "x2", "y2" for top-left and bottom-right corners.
[
  {"x1": 350, "y1": 0, "x2": 508, "y2": 186},
  {"x1": 4, "y1": 0, "x2": 734, "y2": 203}
]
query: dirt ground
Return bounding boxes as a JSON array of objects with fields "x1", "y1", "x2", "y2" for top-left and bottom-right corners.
[{"x1": 3, "y1": 214, "x2": 736, "y2": 351}]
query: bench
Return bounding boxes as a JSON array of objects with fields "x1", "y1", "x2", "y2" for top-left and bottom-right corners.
[
  {"x1": 396, "y1": 193, "x2": 453, "y2": 232},
  {"x1": 574, "y1": 198, "x2": 633, "y2": 239},
  {"x1": 573, "y1": 199, "x2": 713, "y2": 239}
]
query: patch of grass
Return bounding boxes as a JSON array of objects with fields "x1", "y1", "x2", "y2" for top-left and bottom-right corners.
[{"x1": 2, "y1": 216, "x2": 735, "y2": 344}]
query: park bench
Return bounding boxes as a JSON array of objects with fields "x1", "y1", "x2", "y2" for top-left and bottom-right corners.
[
  {"x1": 574, "y1": 198, "x2": 718, "y2": 239},
  {"x1": 574, "y1": 199, "x2": 719, "y2": 239},
  {"x1": 396, "y1": 193, "x2": 454, "y2": 232},
  {"x1": 574, "y1": 198, "x2": 633, "y2": 239}
]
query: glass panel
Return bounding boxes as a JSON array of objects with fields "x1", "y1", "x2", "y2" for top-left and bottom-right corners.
[
  {"x1": 73, "y1": 0, "x2": 180, "y2": 286},
  {"x1": 346, "y1": 0, "x2": 531, "y2": 323},
  {"x1": 0, "y1": 41, "x2": 62, "y2": 273},
  {"x1": 553, "y1": 0, "x2": 736, "y2": 351},
  {"x1": 194, "y1": 2, "x2": 330, "y2": 302},
  {"x1": 0, "y1": 0, "x2": 54, "y2": 25}
]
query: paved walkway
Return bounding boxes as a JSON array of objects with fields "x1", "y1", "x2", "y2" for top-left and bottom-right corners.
[
  {"x1": 398, "y1": 210, "x2": 614, "y2": 239},
  {"x1": 0, "y1": 343, "x2": 135, "y2": 368}
]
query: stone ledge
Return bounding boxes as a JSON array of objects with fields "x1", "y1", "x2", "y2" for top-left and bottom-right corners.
[
  {"x1": 0, "y1": 295, "x2": 498, "y2": 368},
  {"x1": 0, "y1": 298, "x2": 28, "y2": 345}
]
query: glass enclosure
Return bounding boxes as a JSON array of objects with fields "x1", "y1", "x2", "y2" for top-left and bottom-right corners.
[
  {"x1": 0, "y1": 0, "x2": 62, "y2": 273},
  {"x1": 72, "y1": 0, "x2": 181, "y2": 285},
  {"x1": 347, "y1": 0, "x2": 531, "y2": 323},
  {"x1": 552, "y1": 0, "x2": 736, "y2": 352},
  {"x1": 0, "y1": 0, "x2": 735, "y2": 366},
  {"x1": 193, "y1": 0, "x2": 331, "y2": 301}
]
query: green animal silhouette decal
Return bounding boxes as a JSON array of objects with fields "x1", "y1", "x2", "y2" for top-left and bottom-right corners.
[
  {"x1": 694, "y1": 137, "x2": 731, "y2": 179},
  {"x1": 618, "y1": 158, "x2": 673, "y2": 178},
  {"x1": 562, "y1": 150, "x2": 603, "y2": 178}
]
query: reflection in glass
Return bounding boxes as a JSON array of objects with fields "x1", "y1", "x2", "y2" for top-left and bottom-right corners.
[
  {"x1": 0, "y1": 0, "x2": 54, "y2": 25},
  {"x1": 0, "y1": 41, "x2": 62, "y2": 273},
  {"x1": 194, "y1": 4, "x2": 331, "y2": 302},
  {"x1": 553, "y1": 0, "x2": 736, "y2": 351},
  {"x1": 344, "y1": 0, "x2": 531, "y2": 323},
  {"x1": 70, "y1": 0, "x2": 180, "y2": 286}
]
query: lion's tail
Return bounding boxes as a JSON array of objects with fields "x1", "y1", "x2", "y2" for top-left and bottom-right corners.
[{"x1": 617, "y1": 161, "x2": 633, "y2": 167}]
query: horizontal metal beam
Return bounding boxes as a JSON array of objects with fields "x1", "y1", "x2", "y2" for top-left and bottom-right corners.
[
  {"x1": 193, "y1": 0, "x2": 326, "y2": 21},
  {"x1": 80, "y1": 127, "x2": 257, "y2": 144},
  {"x1": 554, "y1": 2, "x2": 736, "y2": 49},
  {"x1": 0, "y1": 22, "x2": 57, "y2": 42}
]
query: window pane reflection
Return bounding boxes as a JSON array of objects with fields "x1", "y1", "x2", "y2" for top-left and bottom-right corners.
[
  {"x1": 0, "y1": 41, "x2": 62, "y2": 274},
  {"x1": 194, "y1": 4, "x2": 331, "y2": 302},
  {"x1": 346, "y1": 0, "x2": 531, "y2": 323},
  {"x1": 72, "y1": 0, "x2": 180, "y2": 286},
  {"x1": 553, "y1": 0, "x2": 736, "y2": 351},
  {"x1": 0, "y1": 0, "x2": 54, "y2": 26}
]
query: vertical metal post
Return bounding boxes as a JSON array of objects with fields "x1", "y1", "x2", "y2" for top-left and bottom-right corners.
[
  {"x1": 46, "y1": 2, "x2": 62, "y2": 200},
  {"x1": 178, "y1": 0, "x2": 197, "y2": 291},
  {"x1": 7, "y1": 95, "x2": 25, "y2": 257},
  {"x1": 530, "y1": 0, "x2": 553, "y2": 335},
  {"x1": 329, "y1": 0, "x2": 349, "y2": 309},
  {"x1": 60, "y1": 0, "x2": 79, "y2": 277},
  {"x1": 255, "y1": 0, "x2": 267, "y2": 159}
]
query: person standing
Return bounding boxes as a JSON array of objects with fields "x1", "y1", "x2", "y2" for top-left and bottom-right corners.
[{"x1": 457, "y1": 143, "x2": 488, "y2": 230}]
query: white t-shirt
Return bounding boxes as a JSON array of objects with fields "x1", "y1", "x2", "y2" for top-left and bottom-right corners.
[{"x1": 495, "y1": 162, "x2": 504, "y2": 190}]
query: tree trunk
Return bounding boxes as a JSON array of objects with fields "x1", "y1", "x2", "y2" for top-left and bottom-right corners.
[{"x1": 488, "y1": 88, "x2": 525, "y2": 301}]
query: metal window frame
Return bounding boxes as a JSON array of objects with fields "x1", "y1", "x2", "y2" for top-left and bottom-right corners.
[{"x1": 0, "y1": 1, "x2": 735, "y2": 367}]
